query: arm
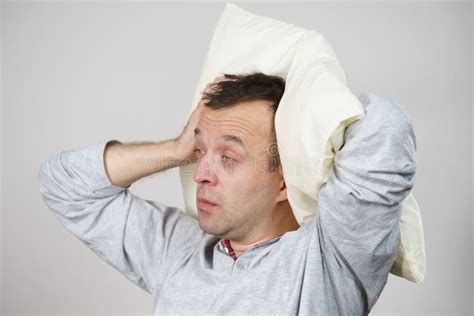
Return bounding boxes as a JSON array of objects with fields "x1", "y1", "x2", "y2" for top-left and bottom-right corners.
[
  {"x1": 315, "y1": 92, "x2": 417, "y2": 312},
  {"x1": 38, "y1": 75, "x2": 235, "y2": 293},
  {"x1": 38, "y1": 139, "x2": 203, "y2": 294},
  {"x1": 103, "y1": 139, "x2": 183, "y2": 189}
]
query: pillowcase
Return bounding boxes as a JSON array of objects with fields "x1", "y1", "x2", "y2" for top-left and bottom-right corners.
[
  {"x1": 393, "y1": 192, "x2": 426, "y2": 283},
  {"x1": 179, "y1": 2, "x2": 425, "y2": 284}
]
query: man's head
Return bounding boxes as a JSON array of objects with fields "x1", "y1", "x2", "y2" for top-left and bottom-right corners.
[{"x1": 192, "y1": 72, "x2": 300, "y2": 244}]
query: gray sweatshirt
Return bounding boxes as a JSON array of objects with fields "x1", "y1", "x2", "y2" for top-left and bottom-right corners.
[{"x1": 38, "y1": 92, "x2": 417, "y2": 315}]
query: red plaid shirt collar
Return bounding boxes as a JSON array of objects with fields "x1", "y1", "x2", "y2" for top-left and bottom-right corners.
[
  {"x1": 220, "y1": 239, "x2": 238, "y2": 260},
  {"x1": 219, "y1": 234, "x2": 284, "y2": 260}
]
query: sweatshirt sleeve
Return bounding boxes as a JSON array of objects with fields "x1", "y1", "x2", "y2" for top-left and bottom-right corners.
[
  {"x1": 38, "y1": 140, "x2": 203, "y2": 294},
  {"x1": 314, "y1": 92, "x2": 417, "y2": 313}
]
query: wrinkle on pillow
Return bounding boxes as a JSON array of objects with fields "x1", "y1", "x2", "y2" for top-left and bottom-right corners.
[{"x1": 178, "y1": 2, "x2": 425, "y2": 284}]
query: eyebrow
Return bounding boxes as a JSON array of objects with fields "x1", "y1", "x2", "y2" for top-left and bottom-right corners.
[{"x1": 194, "y1": 127, "x2": 246, "y2": 149}]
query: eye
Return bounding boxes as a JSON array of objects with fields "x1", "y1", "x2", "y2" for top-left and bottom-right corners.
[
  {"x1": 222, "y1": 155, "x2": 233, "y2": 162},
  {"x1": 194, "y1": 148, "x2": 204, "y2": 157}
]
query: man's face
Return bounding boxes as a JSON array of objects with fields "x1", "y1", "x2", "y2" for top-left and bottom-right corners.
[{"x1": 192, "y1": 100, "x2": 285, "y2": 241}]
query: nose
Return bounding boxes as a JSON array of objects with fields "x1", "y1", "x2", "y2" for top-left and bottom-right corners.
[{"x1": 193, "y1": 155, "x2": 218, "y2": 185}]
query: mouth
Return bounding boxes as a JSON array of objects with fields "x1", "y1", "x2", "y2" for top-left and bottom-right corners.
[{"x1": 197, "y1": 198, "x2": 218, "y2": 213}]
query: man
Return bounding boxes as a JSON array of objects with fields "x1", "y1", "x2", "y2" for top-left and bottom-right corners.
[{"x1": 39, "y1": 72, "x2": 416, "y2": 315}]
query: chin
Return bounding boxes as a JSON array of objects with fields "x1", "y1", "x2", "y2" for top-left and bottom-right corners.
[
  {"x1": 197, "y1": 216, "x2": 213, "y2": 234},
  {"x1": 197, "y1": 217, "x2": 227, "y2": 238}
]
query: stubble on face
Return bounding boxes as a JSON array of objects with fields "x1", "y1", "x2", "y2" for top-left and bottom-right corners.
[{"x1": 194, "y1": 101, "x2": 278, "y2": 241}]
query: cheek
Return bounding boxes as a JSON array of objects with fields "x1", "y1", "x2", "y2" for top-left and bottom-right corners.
[
  {"x1": 223, "y1": 169, "x2": 274, "y2": 201},
  {"x1": 219, "y1": 171, "x2": 257, "y2": 203},
  {"x1": 217, "y1": 157, "x2": 276, "y2": 201}
]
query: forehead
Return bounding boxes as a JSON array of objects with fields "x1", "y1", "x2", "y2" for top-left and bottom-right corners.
[{"x1": 195, "y1": 101, "x2": 274, "y2": 147}]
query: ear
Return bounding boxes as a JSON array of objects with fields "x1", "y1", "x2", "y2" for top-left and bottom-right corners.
[{"x1": 275, "y1": 168, "x2": 288, "y2": 203}]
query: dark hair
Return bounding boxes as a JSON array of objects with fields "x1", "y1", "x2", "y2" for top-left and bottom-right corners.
[{"x1": 202, "y1": 72, "x2": 285, "y2": 173}]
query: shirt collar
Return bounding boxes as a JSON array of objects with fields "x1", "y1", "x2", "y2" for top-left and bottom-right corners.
[{"x1": 218, "y1": 234, "x2": 285, "y2": 259}]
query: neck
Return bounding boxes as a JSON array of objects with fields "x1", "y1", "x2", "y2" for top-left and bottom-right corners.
[{"x1": 230, "y1": 202, "x2": 300, "y2": 258}]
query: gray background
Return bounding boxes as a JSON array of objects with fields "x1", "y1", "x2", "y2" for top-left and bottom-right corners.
[{"x1": 1, "y1": 1, "x2": 472, "y2": 315}]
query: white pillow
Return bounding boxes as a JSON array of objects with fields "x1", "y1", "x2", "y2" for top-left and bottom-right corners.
[{"x1": 179, "y1": 2, "x2": 425, "y2": 284}]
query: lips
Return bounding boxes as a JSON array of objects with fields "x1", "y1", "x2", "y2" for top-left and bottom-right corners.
[
  {"x1": 197, "y1": 197, "x2": 217, "y2": 206},
  {"x1": 197, "y1": 197, "x2": 218, "y2": 213}
]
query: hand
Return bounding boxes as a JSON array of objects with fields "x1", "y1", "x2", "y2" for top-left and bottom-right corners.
[{"x1": 174, "y1": 75, "x2": 232, "y2": 164}]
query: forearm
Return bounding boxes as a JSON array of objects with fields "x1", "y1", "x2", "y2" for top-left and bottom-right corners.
[{"x1": 104, "y1": 139, "x2": 185, "y2": 188}]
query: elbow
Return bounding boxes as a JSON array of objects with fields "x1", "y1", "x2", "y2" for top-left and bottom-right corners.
[
  {"x1": 38, "y1": 157, "x2": 53, "y2": 200},
  {"x1": 373, "y1": 97, "x2": 418, "y2": 203},
  {"x1": 38, "y1": 151, "x2": 76, "y2": 211},
  {"x1": 38, "y1": 154, "x2": 63, "y2": 212}
]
